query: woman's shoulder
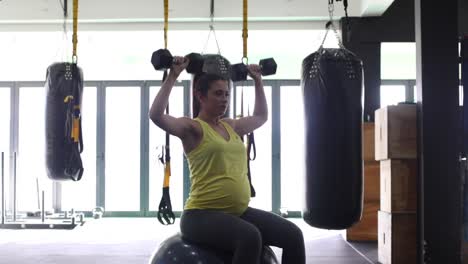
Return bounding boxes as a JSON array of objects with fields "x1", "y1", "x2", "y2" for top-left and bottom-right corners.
[
  {"x1": 220, "y1": 118, "x2": 237, "y2": 132},
  {"x1": 220, "y1": 118, "x2": 235, "y2": 128}
]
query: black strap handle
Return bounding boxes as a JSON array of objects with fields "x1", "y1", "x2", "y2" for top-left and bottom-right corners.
[
  {"x1": 246, "y1": 132, "x2": 256, "y2": 197},
  {"x1": 156, "y1": 70, "x2": 175, "y2": 225}
]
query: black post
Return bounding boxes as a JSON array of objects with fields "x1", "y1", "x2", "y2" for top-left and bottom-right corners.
[
  {"x1": 459, "y1": 0, "x2": 468, "y2": 37},
  {"x1": 356, "y1": 43, "x2": 380, "y2": 122},
  {"x1": 415, "y1": 0, "x2": 460, "y2": 263},
  {"x1": 342, "y1": 19, "x2": 381, "y2": 122}
]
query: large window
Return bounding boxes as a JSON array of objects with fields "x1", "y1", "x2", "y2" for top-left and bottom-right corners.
[
  {"x1": 17, "y1": 87, "x2": 52, "y2": 212},
  {"x1": 0, "y1": 30, "x2": 332, "y2": 82},
  {"x1": 149, "y1": 86, "x2": 185, "y2": 211},
  {"x1": 0, "y1": 33, "x2": 64, "y2": 81},
  {"x1": 380, "y1": 85, "x2": 406, "y2": 107},
  {"x1": 0, "y1": 87, "x2": 10, "y2": 203},
  {"x1": 61, "y1": 87, "x2": 97, "y2": 211},
  {"x1": 280, "y1": 86, "x2": 305, "y2": 211},
  {"x1": 0, "y1": 28, "x2": 347, "y2": 216},
  {"x1": 381, "y1": 43, "x2": 416, "y2": 80},
  {"x1": 105, "y1": 87, "x2": 141, "y2": 211},
  {"x1": 235, "y1": 86, "x2": 272, "y2": 211}
]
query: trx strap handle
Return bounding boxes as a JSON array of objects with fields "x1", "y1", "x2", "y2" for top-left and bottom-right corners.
[
  {"x1": 157, "y1": 103, "x2": 175, "y2": 225},
  {"x1": 239, "y1": 87, "x2": 257, "y2": 197},
  {"x1": 72, "y1": 0, "x2": 78, "y2": 63},
  {"x1": 157, "y1": 71, "x2": 175, "y2": 225},
  {"x1": 157, "y1": 1, "x2": 175, "y2": 224},
  {"x1": 247, "y1": 129, "x2": 256, "y2": 197}
]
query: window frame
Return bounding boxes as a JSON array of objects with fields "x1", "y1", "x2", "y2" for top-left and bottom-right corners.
[{"x1": 1, "y1": 79, "x2": 431, "y2": 218}]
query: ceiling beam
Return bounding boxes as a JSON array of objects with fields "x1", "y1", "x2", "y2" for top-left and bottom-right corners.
[{"x1": 360, "y1": 0, "x2": 395, "y2": 16}]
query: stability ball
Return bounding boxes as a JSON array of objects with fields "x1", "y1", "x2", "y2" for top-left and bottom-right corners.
[{"x1": 149, "y1": 233, "x2": 279, "y2": 264}]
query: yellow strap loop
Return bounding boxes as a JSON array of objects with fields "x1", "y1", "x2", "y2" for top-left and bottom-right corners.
[
  {"x1": 163, "y1": 162, "x2": 171, "y2": 187},
  {"x1": 72, "y1": 0, "x2": 78, "y2": 63},
  {"x1": 242, "y1": 0, "x2": 248, "y2": 59},
  {"x1": 64, "y1": 95, "x2": 74, "y2": 103},
  {"x1": 164, "y1": 0, "x2": 169, "y2": 49},
  {"x1": 72, "y1": 118, "x2": 80, "y2": 142}
]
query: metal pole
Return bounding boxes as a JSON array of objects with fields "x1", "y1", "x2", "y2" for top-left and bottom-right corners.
[
  {"x1": 41, "y1": 191, "x2": 45, "y2": 223},
  {"x1": 13, "y1": 152, "x2": 16, "y2": 222},
  {"x1": 36, "y1": 178, "x2": 40, "y2": 210},
  {"x1": 1, "y1": 152, "x2": 5, "y2": 225}
]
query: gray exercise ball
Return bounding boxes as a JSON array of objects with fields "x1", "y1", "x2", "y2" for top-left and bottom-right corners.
[{"x1": 149, "y1": 233, "x2": 279, "y2": 264}]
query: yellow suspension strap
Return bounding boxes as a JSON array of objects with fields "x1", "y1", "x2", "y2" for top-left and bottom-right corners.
[
  {"x1": 157, "y1": 0, "x2": 175, "y2": 226},
  {"x1": 70, "y1": 0, "x2": 81, "y2": 146},
  {"x1": 241, "y1": 0, "x2": 256, "y2": 197},
  {"x1": 72, "y1": 0, "x2": 78, "y2": 64},
  {"x1": 164, "y1": 0, "x2": 168, "y2": 49},
  {"x1": 242, "y1": 0, "x2": 248, "y2": 61}
]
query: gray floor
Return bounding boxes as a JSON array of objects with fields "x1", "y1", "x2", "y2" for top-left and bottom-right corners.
[{"x1": 0, "y1": 218, "x2": 378, "y2": 264}]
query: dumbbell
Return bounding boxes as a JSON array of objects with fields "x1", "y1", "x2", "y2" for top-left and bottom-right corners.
[
  {"x1": 230, "y1": 58, "x2": 278, "y2": 82},
  {"x1": 151, "y1": 49, "x2": 204, "y2": 74},
  {"x1": 200, "y1": 54, "x2": 232, "y2": 80}
]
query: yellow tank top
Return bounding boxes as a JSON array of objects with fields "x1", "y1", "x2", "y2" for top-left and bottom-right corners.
[{"x1": 184, "y1": 118, "x2": 251, "y2": 216}]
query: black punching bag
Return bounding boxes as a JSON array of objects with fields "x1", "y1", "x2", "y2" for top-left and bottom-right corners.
[
  {"x1": 301, "y1": 46, "x2": 364, "y2": 229},
  {"x1": 45, "y1": 62, "x2": 84, "y2": 181}
]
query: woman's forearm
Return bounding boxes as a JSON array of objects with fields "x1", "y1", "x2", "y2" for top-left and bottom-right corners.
[
  {"x1": 149, "y1": 72, "x2": 178, "y2": 123},
  {"x1": 253, "y1": 79, "x2": 268, "y2": 120}
]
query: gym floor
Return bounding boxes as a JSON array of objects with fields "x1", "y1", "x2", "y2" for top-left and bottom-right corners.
[{"x1": 0, "y1": 218, "x2": 378, "y2": 264}]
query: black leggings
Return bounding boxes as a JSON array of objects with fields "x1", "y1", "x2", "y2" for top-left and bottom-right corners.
[{"x1": 180, "y1": 207, "x2": 305, "y2": 264}]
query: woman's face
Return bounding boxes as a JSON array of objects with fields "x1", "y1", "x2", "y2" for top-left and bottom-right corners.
[{"x1": 199, "y1": 80, "x2": 230, "y2": 117}]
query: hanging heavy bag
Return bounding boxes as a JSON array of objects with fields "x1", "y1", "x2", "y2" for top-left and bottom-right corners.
[
  {"x1": 301, "y1": 24, "x2": 364, "y2": 230},
  {"x1": 45, "y1": 62, "x2": 84, "y2": 181}
]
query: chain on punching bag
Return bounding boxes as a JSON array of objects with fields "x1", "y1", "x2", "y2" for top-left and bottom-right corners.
[{"x1": 301, "y1": 13, "x2": 364, "y2": 229}]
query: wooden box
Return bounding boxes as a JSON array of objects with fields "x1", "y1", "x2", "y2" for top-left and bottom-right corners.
[
  {"x1": 363, "y1": 122, "x2": 376, "y2": 161},
  {"x1": 463, "y1": 241, "x2": 468, "y2": 263},
  {"x1": 378, "y1": 211, "x2": 417, "y2": 264},
  {"x1": 375, "y1": 104, "x2": 417, "y2": 161},
  {"x1": 346, "y1": 161, "x2": 380, "y2": 241},
  {"x1": 380, "y1": 159, "x2": 418, "y2": 213},
  {"x1": 364, "y1": 161, "x2": 380, "y2": 202},
  {"x1": 346, "y1": 202, "x2": 379, "y2": 241},
  {"x1": 462, "y1": 222, "x2": 468, "y2": 263}
]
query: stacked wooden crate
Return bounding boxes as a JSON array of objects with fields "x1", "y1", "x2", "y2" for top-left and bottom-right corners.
[
  {"x1": 346, "y1": 122, "x2": 380, "y2": 241},
  {"x1": 375, "y1": 104, "x2": 418, "y2": 264}
]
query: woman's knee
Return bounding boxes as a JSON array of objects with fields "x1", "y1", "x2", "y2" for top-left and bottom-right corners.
[
  {"x1": 282, "y1": 221, "x2": 304, "y2": 246},
  {"x1": 284, "y1": 222, "x2": 304, "y2": 246},
  {"x1": 238, "y1": 224, "x2": 263, "y2": 249}
]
